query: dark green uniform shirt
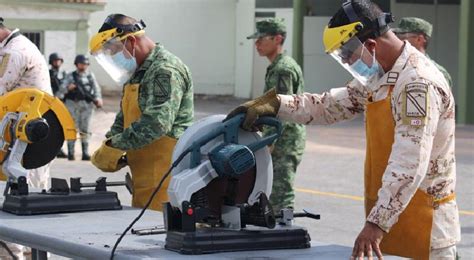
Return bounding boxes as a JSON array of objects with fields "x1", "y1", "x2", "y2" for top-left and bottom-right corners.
[
  {"x1": 107, "y1": 43, "x2": 194, "y2": 150},
  {"x1": 263, "y1": 53, "x2": 306, "y2": 153}
]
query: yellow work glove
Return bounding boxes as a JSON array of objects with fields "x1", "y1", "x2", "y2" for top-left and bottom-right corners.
[
  {"x1": 226, "y1": 89, "x2": 280, "y2": 131},
  {"x1": 91, "y1": 139, "x2": 127, "y2": 172}
]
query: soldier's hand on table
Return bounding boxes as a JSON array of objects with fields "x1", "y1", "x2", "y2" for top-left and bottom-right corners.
[
  {"x1": 67, "y1": 83, "x2": 77, "y2": 91},
  {"x1": 225, "y1": 88, "x2": 280, "y2": 131},
  {"x1": 351, "y1": 221, "x2": 384, "y2": 260}
]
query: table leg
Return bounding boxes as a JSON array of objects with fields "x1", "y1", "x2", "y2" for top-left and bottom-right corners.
[{"x1": 31, "y1": 248, "x2": 48, "y2": 260}]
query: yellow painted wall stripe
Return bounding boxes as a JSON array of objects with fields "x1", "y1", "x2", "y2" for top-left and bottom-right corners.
[{"x1": 295, "y1": 187, "x2": 474, "y2": 216}]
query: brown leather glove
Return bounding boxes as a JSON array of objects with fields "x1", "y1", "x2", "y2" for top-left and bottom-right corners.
[
  {"x1": 226, "y1": 89, "x2": 280, "y2": 131},
  {"x1": 91, "y1": 139, "x2": 127, "y2": 172}
]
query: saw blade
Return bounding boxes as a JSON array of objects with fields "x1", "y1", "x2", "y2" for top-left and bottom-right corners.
[{"x1": 22, "y1": 109, "x2": 65, "y2": 169}]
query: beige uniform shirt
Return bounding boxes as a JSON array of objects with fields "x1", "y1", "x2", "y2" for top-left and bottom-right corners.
[
  {"x1": 277, "y1": 42, "x2": 460, "y2": 249},
  {"x1": 0, "y1": 29, "x2": 52, "y2": 189},
  {"x1": 0, "y1": 29, "x2": 51, "y2": 95}
]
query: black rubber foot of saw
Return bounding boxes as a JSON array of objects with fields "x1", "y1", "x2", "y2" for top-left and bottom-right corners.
[
  {"x1": 2, "y1": 190, "x2": 122, "y2": 215},
  {"x1": 165, "y1": 225, "x2": 311, "y2": 255}
]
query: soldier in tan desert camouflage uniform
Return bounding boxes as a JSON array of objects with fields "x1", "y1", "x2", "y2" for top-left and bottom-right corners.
[{"x1": 228, "y1": 1, "x2": 460, "y2": 259}]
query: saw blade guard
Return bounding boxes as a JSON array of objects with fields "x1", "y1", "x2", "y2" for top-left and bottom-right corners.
[
  {"x1": 168, "y1": 114, "x2": 282, "y2": 212},
  {"x1": 0, "y1": 88, "x2": 76, "y2": 179}
]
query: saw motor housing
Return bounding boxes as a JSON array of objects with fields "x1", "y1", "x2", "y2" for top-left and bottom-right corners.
[
  {"x1": 163, "y1": 115, "x2": 314, "y2": 254},
  {"x1": 164, "y1": 114, "x2": 282, "y2": 231}
]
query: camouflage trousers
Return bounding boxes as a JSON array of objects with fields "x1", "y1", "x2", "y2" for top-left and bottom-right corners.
[
  {"x1": 269, "y1": 135, "x2": 305, "y2": 213},
  {"x1": 64, "y1": 99, "x2": 94, "y2": 142}
]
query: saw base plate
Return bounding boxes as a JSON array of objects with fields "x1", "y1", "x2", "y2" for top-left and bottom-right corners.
[
  {"x1": 2, "y1": 190, "x2": 122, "y2": 215},
  {"x1": 165, "y1": 225, "x2": 311, "y2": 255}
]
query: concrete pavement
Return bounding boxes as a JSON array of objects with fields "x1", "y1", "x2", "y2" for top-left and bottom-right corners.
[{"x1": 49, "y1": 93, "x2": 474, "y2": 259}]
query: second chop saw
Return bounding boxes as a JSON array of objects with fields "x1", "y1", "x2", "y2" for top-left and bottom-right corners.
[{"x1": 162, "y1": 114, "x2": 319, "y2": 254}]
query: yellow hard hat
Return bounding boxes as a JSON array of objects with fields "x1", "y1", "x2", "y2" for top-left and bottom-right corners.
[{"x1": 322, "y1": 21, "x2": 363, "y2": 53}]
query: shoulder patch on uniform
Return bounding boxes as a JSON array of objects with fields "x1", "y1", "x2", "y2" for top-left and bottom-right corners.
[
  {"x1": 402, "y1": 82, "x2": 429, "y2": 126},
  {"x1": 275, "y1": 71, "x2": 294, "y2": 94},
  {"x1": 154, "y1": 73, "x2": 171, "y2": 102},
  {"x1": 0, "y1": 53, "x2": 11, "y2": 77}
]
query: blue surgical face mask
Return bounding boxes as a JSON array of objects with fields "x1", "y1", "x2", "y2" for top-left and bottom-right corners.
[
  {"x1": 112, "y1": 50, "x2": 137, "y2": 73},
  {"x1": 350, "y1": 51, "x2": 380, "y2": 79}
]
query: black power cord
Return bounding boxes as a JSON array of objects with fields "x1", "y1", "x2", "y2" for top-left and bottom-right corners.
[
  {"x1": 110, "y1": 147, "x2": 191, "y2": 260},
  {"x1": 0, "y1": 241, "x2": 18, "y2": 260}
]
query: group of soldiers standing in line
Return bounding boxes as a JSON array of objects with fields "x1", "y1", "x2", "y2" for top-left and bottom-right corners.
[{"x1": 49, "y1": 53, "x2": 103, "y2": 161}]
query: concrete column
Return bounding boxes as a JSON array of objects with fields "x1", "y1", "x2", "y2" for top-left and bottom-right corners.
[
  {"x1": 76, "y1": 19, "x2": 90, "y2": 56},
  {"x1": 292, "y1": 0, "x2": 304, "y2": 68},
  {"x1": 458, "y1": 0, "x2": 474, "y2": 124},
  {"x1": 234, "y1": 0, "x2": 256, "y2": 98}
]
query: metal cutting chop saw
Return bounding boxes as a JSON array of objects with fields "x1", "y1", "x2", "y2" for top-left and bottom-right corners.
[
  {"x1": 0, "y1": 88, "x2": 122, "y2": 215},
  {"x1": 163, "y1": 114, "x2": 319, "y2": 254}
]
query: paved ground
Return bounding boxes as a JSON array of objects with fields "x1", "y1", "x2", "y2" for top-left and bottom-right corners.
[{"x1": 49, "y1": 93, "x2": 474, "y2": 259}]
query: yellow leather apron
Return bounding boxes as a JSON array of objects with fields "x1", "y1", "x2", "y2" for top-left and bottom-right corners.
[
  {"x1": 122, "y1": 83, "x2": 177, "y2": 211},
  {"x1": 364, "y1": 86, "x2": 453, "y2": 260}
]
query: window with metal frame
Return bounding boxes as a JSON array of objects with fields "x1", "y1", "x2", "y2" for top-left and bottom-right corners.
[{"x1": 22, "y1": 31, "x2": 43, "y2": 52}]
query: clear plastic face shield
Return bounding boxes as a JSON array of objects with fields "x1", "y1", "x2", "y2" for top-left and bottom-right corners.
[
  {"x1": 91, "y1": 35, "x2": 139, "y2": 85},
  {"x1": 329, "y1": 36, "x2": 384, "y2": 86}
]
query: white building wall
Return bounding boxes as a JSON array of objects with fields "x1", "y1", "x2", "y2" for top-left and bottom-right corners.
[
  {"x1": 0, "y1": 5, "x2": 88, "y2": 20},
  {"x1": 0, "y1": 5, "x2": 85, "y2": 72},
  {"x1": 88, "y1": 0, "x2": 237, "y2": 94},
  {"x1": 44, "y1": 31, "x2": 77, "y2": 73},
  {"x1": 234, "y1": 0, "x2": 255, "y2": 98}
]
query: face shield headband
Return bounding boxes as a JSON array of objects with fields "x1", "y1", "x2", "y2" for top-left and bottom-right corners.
[{"x1": 342, "y1": 0, "x2": 394, "y2": 42}]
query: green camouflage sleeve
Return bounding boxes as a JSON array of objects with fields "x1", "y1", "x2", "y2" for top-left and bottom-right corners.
[
  {"x1": 263, "y1": 69, "x2": 295, "y2": 137},
  {"x1": 110, "y1": 68, "x2": 185, "y2": 150},
  {"x1": 106, "y1": 109, "x2": 124, "y2": 139},
  {"x1": 265, "y1": 69, "x2": 295, "y2": 95}
]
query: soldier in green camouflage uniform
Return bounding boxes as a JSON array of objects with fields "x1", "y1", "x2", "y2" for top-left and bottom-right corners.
[
  {"x1": 105, "y1": 42, "x2": 194, "y2": 149},
  {"x1": 393, "y1": 17, "x2": 453, "y2": 88},
  {"x1": 90, "y1": 14, "x2": 193, "y2": 210},
  {"x1": 247, "y1": 18, "x2": 306, "y2": 212}
]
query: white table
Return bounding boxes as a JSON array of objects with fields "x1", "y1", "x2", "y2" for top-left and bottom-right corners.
[{"x1": 0, "y1": 182, "x2": 400, "y2": 259}]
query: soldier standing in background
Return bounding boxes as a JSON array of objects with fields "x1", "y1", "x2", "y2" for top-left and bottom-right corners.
[
  {"x1": 246, "y1": 18, "x2": 306, "y2": 213},
  {"x1": 393, "y1": 17, "x2": 453, "y2": 88},
  {"x1": 49, "y1": 52, "x2": 68, "y2": 158},
  {"x1": 58, "y1": 54, "x2": 102, "y2": 161}
]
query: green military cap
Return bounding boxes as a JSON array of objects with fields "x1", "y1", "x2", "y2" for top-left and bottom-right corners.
[
  {"x1": 392, "y1": 17, "x2": 433, "y2": 37},
  {"x1": 247, "y1": 18, "x2": 286, "y2": 39}
]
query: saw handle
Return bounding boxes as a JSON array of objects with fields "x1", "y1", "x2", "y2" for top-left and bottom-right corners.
[
  {"x1": 189, "y1": 114, "x2": 282, "y2": 168},
  {"x1": 246, "y1": 116, "x2": 282, "y2": 152}
]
